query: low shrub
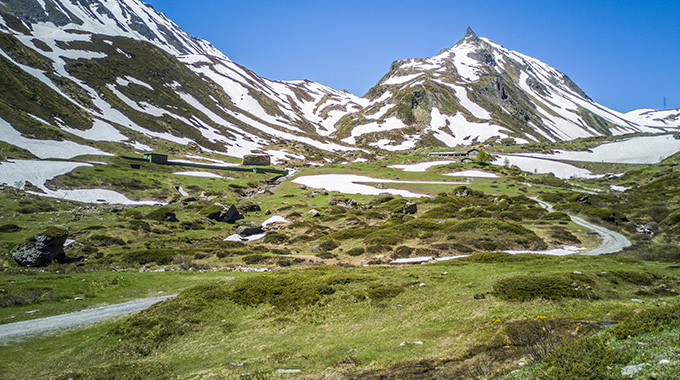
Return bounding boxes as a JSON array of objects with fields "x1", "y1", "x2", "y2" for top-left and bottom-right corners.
[
  {"x1": 227, "y1": 273, "x2": 335, "y2": 310},
  {"x1": 0, "y1": 287, "x2": 65, "y2": 307},
  {"x1": 0, "y1": 224, "x2": 22, "y2": 233},
  {"x1": 263, "y1": 232, "x2": 288, "y2": 244},
  {"x1": 609, "y1": 270, "x2": 657, "y2": 286},
  {"x1": 345, "y1": 247, "x2": 365, "y2": 256},
  {"x1": 538, "y1": 335, "x2": 624, "y2": 379},
  {"x1": 367, "y1": 283, "x2": 404, "y2": 300},
  {"x1": 493, "y1": 274, "x2": 593, "y2": 301},
  {"x1": 609, "y1": 304, "x2": 680, "y2": 339},
  {"x1": 243, "y1": 254, "x2": 269, "y2": 265}
]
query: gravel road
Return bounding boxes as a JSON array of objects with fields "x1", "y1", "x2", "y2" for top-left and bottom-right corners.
[
  {"x1": 534, "y1": 198, "x2": 631, "y2": 255},
  {"x1": 0, "y1": 294, "x2": 176, "y2": 343}
]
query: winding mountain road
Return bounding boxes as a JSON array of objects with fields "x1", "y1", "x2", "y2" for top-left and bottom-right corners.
[
  {"x1": 0, "y1": 294, "x2": 176, "y2": 343},
  {"x1": 534, "y1": 199, "x2": 631, "y2": 255}
]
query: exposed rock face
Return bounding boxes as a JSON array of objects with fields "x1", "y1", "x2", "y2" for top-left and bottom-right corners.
[
  {"x1": 242, "y1": 154, "x2": 271, "y2": 166},
  {"x1": 11, "y1": 228, "x2": 70, "y2": 267}
]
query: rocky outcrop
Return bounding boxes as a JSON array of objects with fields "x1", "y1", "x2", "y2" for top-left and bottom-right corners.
[{"x1": 11, "y1": 227, "x2": 70, "y2": 267}]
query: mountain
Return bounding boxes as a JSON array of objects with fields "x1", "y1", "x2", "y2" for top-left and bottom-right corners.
[
  {"x1": 0, "y1": 1, "x2": 677, "y2": 165},
  {"x1": 333, "y1": 27, "x2": 679, "y2": 150},
  {"x1": 0, "y1": 0, "x2": 365, "y2": 164}
]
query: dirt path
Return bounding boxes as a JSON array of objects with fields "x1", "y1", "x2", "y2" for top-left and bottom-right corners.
[
  {"x1": 534, "y1": 198, "x2": 631, "y2": 255},
  {"x1": 0, "y1": 294, "x2": 176, "y2": 343}
]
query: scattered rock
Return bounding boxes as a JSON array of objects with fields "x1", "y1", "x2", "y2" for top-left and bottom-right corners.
[
  {"x1": 11, "y1": 227, "x2": 72, "y2": 267},
  {"x1": 573, "y1": 271, "x2": 582, "y2": 275},
  {"x1": 631, "y1": 298, "x2": 644, "y2": 303},
  {"x1": 401, "y1": 203, "x2": 417, "y2": 215},
  {"x1": 658, "y1": 359, "x2": 670, "y2": 365},
  {"x1": 237, "y1": 203, "x2": 261, "y2": 213},
  {"x1": 264, "y1": 209, "x2": 272, "y2": 215},
  {"x1": 572, "y1": 281, "x2": 579, "y2": 288},
  {"x1": 275, "y1": 369, "x2": 301, "y2": 373},
  {"x1": 308, "y1": 209, "x2": 320, "y2": 217},
  {"x1": 621, "y1": 363, "x2": 646, "y2": 377},
  {"x1": 235, "y1": 224, "x2": 264, "y2": 237},
  {"x1": 229, "y1": 362, "x2": 244, "y2": 367},
  {"x1": 474, "y1": 293, "x2": 486, "y2": 300},
  {"x1": 74, "y1": 297, "x2": 83, "y2": 301}
]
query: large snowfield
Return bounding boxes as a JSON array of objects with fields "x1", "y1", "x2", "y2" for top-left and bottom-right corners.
[
  {"x1": 292, "y1": 174, "x2": 467, "y2": 197},
  {"x1": 0, "y1": 160, "x2": 158, "y2": 206}
]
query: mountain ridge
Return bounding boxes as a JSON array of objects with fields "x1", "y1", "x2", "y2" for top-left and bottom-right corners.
[{"x1": 0, "y1": 0, "x2": 677, "y2": 165}]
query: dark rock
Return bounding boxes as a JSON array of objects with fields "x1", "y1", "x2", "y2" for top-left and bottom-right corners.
[
  {"x1": 165, "y1": 212, "x2": 179, "y2": 222},
  {"x1": 11, "y1": 228, "x2": 71, "y2": 267},
  {"x1": 204, "y1": 205, "x2": 244, "y2": 223},
  {"x1": 235, "y1": 224, "x2": 264, "y2": 236},
  {"x1": 264, "y1": 209, "x2": 272, "y2": 215},
  {"x1": 401, "y1": 203, "x2": 418, "y2": 215},
  {"x1": 221, "y1": 205, "x2": 244, "y2": 223},
  {"x1": 473, "y1": 293, "x2": 486, "y2": 300},
  {"x1": 238, "y1": 203, "x2": 261, "y2": 213},
  {"x1": 242, "y1": 154, "x2": 271, "y2": 166}
]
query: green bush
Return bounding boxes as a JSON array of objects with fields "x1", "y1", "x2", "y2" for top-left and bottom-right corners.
[
  {"x1": 493, "y1": 274, "x2": 592, "y2": 301},
  {"x1": 109, "y1": 296, "x2": 205, "y2": 357},
  {"x1": 318, "y1": 239, "x2": 339, "y2": 251},
  {"x1": 609, "y1": 304, "x2": 680, "y2": 339},
  {"x1": 609, "y1": 270, "x2": 657, "y2": 285},
  {"x1": 391, "y1": 245, "x2": 413, "y2": 259},
  {"x1": 263, "y1": 232, "x2": 288, "y2": 244},
  {"x1": 0, "y1": 224, "x2": 22, "y2": 233},
  {"x1": 367, "y1": 284, "x2": 404, "y2": 300},
  {"x1": 144, "y1": 207, "x2": 177, "y2": 222},
  {"x1": 541, "y1": 212, "x2": 571, "y2": 221},
  {"x1": 345, "y1": 247, "x2": 365, "y2": 256},
  {"x1": 243, "y1": 254, "x2": 269, "y2": 265},
  {"x1": 0, "y1": 287, "x2": 65, "y2": 307},
  {"x1": 227, "y1": 273, "x2": 335, "y2": 310},
  {"x1": 538, "y1": 335, "x2": 624, "y2": 379}
]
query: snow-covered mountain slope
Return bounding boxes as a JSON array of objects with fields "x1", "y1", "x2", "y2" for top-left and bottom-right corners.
[
  {"x1": 0, "y1": 0, "x2": 222, "y2": 57},
  {"x1": 334, "y1": 27, "x2": 679, "y2": 150},
  {"x1": 0, "y1": 0, "x2": 676, "y2": 165},
  {"x1": 0, "y1": 0, "x2": 365, "y2": 164}
]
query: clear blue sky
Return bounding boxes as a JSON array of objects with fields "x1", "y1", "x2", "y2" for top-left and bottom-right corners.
[{"x1": 144, "y1": 0, "x2": 679, "y2": 112}]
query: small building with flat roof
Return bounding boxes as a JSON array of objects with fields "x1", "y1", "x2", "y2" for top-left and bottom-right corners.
[{"x1": 143, "y1": 153, "x2": 168, "y2": 164}]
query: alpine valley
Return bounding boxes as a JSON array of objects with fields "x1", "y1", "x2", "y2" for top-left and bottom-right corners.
[{"x1": 1, "y1": 1, "x2": 680, "y2": 380}]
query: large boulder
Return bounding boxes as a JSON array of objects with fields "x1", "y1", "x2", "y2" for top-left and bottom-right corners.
[
  {"x1": 235, "y1": 224, "x2": 264, "y2": 237},
  {"x1": 11, "y1": 227, "x2": 70, "y2": 267},
  {"x1": 401, "y1": 203, "x2": 418, "y2": 215},
  {"x1": 200, "y1": 204, "x2": 244, "y2": 223}
]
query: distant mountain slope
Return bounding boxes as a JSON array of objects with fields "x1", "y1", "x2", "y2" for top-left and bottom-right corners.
[
  {"x1": 334, "y1": 27, "x2": 678, "y2": 150},
  {"x1": 0, "y1": 1, "x2": 677, "y2": 164}
]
